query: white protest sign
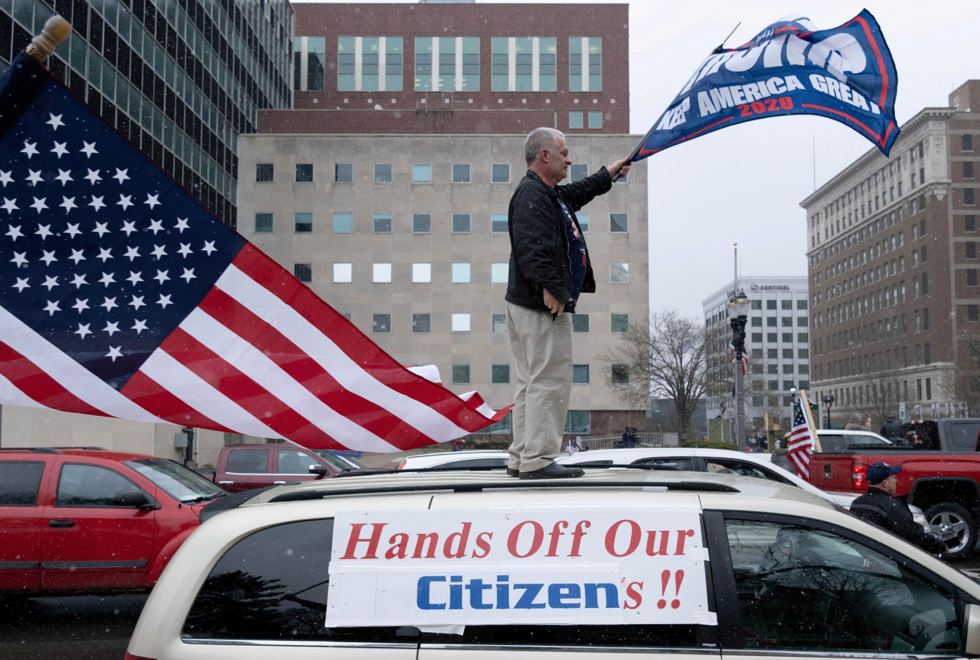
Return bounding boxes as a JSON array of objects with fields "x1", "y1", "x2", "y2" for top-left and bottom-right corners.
[{"x1": 326, "y1": 504, "x2": 711, "y2": 627}]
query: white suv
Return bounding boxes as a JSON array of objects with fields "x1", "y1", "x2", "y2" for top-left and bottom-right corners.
[{"x1": 127, "y1": 470, "x2": 980, "y2": 659}]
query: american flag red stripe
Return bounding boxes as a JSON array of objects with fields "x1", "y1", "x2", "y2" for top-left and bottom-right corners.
[
  {"x1": 0, "y1": 339, "x2": 109, "y2": 418},
  {"x1": 122, "y1": 371, "x2": 233, "y2": 433}
]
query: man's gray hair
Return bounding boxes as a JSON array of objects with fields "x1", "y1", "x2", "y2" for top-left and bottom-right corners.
[{"x1": 524, "y1": 127, "x2": 565, "y2": 166}]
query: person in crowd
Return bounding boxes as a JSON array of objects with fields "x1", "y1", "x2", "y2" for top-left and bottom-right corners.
[
  {"x1": 850, "y1": 463, "x2": 947, "y2": 555},
  {"x1": 880, "y1": 416, "x2": 901, "y2": 441}
]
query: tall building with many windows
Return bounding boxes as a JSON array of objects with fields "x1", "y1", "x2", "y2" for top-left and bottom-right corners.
[
  {"x1": 0, "y1": 0, "x2": 292, "y2": 461},
  {"x1": 238, "y1": 2, "x2": 649, "y2": 440},
  {"x1": 703, "y1": 277, "x2": 811, "y2": 436},
  {"x1": 803, "y1": 80, "x2": 980, "y2": 423}
]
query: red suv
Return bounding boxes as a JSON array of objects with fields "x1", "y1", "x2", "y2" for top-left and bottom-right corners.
[{"x1": 0, "y1": 447, "x2": 225, "y2": 596}]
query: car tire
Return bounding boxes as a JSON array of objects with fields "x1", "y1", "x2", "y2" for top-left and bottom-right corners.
[{"x1": 925, "y1": 502, "x2": 978, "y2": 561}]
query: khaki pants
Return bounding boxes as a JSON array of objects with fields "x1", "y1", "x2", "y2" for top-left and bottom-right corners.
[{"x1": 507, "y1": 302, "x2": 573, "y2": 472}]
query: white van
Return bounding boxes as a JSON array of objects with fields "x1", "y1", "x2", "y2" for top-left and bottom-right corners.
[{"x1": 127, "y1": 470, "x2": 980, "y2": 659}]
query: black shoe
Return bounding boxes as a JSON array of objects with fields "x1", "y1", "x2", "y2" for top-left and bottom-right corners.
[
  {"x1": 506, "y1": 468, "x2": 519, "y2": 477},
  {"x1": 519, "y1": 463, "x2": 585, "y2": 480}
]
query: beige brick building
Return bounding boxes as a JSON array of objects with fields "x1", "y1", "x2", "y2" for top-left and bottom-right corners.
[{"x1": 237, "y1": 132, "x2": 650, "y2": 440}]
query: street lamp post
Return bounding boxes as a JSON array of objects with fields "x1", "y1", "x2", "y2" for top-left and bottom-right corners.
[
  {"x1": 727, "y1": 291, "x2": 751, "y2": 451},
  {"x1": 822, "y1": 395, "x2": 835, "y2": 429}
]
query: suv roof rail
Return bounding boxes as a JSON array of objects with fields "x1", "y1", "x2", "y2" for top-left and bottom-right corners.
[
  {"x1": 31, "y1": 447, "x2": 63, "y2": 454},
  {"x1": 268, "y1": 479, "x2": 740, "y2": 503}
]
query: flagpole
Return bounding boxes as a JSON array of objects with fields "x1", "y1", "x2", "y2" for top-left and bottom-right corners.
[
  {"x1": 25, "y1": 16, "x2": 71, "y2": 63},
  {"x1": 798, "y1": 389, "x2": 822, "y2": 453}
]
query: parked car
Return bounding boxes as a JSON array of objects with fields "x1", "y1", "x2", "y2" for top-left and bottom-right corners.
[
  {"x1": 811, "y1": 418, "x2": 980, "y2": 559},
  {"x1": 208, "y1": 443, "x2": 363, "y2": 493},
  {"x1": 0, "y1": 447, "x2": 224, "y2": 596},
  {"x1": 383, "y1": 449, "x2": 509, "y2": 471},
  {"x1": 127, "y1": 469, "x2": 980, "y2": 659}
]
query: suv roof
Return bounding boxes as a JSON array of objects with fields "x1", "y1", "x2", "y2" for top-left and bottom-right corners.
[
  {"x1": 0, "y1": 447, "x2": 155, "y2": 462},
  {"x1": 231, "y1": 469, "x2": 834, "y2": 509}
]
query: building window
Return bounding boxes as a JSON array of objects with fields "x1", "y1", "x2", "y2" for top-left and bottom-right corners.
[
  {"x1": 572, "y1": 314, "x2": 590, "y2": 333},
  {"x1": 767, "y1": 300, "x2": 777, "y2": 310},
  {"x1": 967, "y1": 215, "x2": 976, "y2": 232},
  {"x1": 611, "y1": 313, "x2": 629, "y2": 333},
  {"x1": 415, "y1": 36, "x2": 480, "y2": 92},
  {"x1": 294, "y1": 213, "x2": 313, "y2": 233},
  {"x1": 413, "y1": 213, "x2": 431, "y2": 233},
  {"x1": 492, "y1": 164, "x2": 511, "y2": 183},
  {"x1": 338, "y1": 36, "x2": 403, "y2": 92},
  {"x1": 492, "y1": 365, "x2": 511, "y2": 384},
  {"x1": 969, "y1": 269, "x2": 978, "y2": 287},
  {"x1": 797, "y1": 317, "x2": 808, "y2": 327},
  {"x1": 781, "y1": 332, "x2": 792, "y2": 343},
  {"x1": 969, "y1": 242, "x2": 978, "y2": 260},
  {"x1": 610, "y1": 213, "x2": 629, "y2": 233},
  {"x1": 922, "y1": 272, "x2": 929, "y2": 296},
  {"x1": 610, "y1": 263, "x2": 629, "y2": 283},
  {"x1": 798, "y1": 349, "x2": 810, "y2": 359},
  {"x1": 412, "y1": 263, "x2": 431, "y2": 283},
  {"x1": 413, "y1": 164, "x2": 432, "y2": 184},
  {"x1": 588, "y1": 111, "x2": 603, "y2": 129},
  {"x1": 569, "y1": 36, "x2": 601, "y2": 92},
  {"x1": 577, "y1": 213, "x2": 589, "y2": 233},
  {"x1": 373, "y1": 314, "x2": 391, "y2": 333},
  {"x1": 570, "y1": 164, "x2": 589, "y2": 182},
  {"x1": 781, "y1": 300, "x2": 792, "y2": 310},
  {"x1": 753, "y1": 333, "x2": 764, "y2": 343},
  {"x1": 612, "y1": 364, "x2": 629, "y2": 383},
  {"x1": 335, "y1": 163, "x2": 353, "y2": 183},
  {"x1": 798, "y1": 333, "x2": 809, "y2": 343},
  {"x1": 295, "y1": 164, "x2": 313, "y2": 183},
  {"x1": 256, "y1": 163, "x2": 274, "y2": 182},
  {"x1": 782, "y1": 364, "x2": 794, "y2": 374},
  {"x1": 966, "y1": 162, "x2": 975, "y2": 179},
  {"x1": 452, "y1": 263, "x2": 471, "y2": 283},
  {"x1": 967, "y1": 189, "x2": 976, "y2": 206},
  {"x1": 254, "y1": 213, "x2": 273, "y2": 233},
  {"x1": 373, "y1": 213, "x2": 392, "y2": 233},
  {"x1": 573, "y1": 364, "x2": 590, "y2": 384},
  {"x1": 751, "y1": 300, "x2": 762, "y2": 310},
  {"x1": 569, "y1": 112, "x2": 583, "y2": 130},
  {"x1": 970, "y1": 305, "x2": 979, "y2": 322},
  {"x1": 412, "y1": 313, "x2": 431, "y2": 333},
  {"x1": 452, "y1": 213, "x2": 471, "y2": 233},
  {"x1": 374, "y1": 164, "x2": 392, "y2": 183},
  {"x1": 767, "y1": 364, "x2": 778, "y2": 375},
  {"x1": 294, "y1": 36, "x2": 326, "y2": 91},
  {"x1": 491, "y1": 213, "x2": 509, "y2": 233},
  {"x1": 333, "y1": 263, "x2": 352, "y2": 283},
  {"x1": 924, "y1": 342, "x2": 931, "y2": 365},
  {"x1": 332, "y1": 213, "x2": 353, "y2": 233},
  {"x1": 767, "y1": 349, "x2": 778, "y2": 360},
  {"x1": 452, "y1": 314, "x2": 471, "y2": 333},
  {"x1": 373, "y1": 263, "x2": 392, "y2": 283},
  {"x1": 797, "y1": 300, "x2": 808, "y2": 310},
  {"x1": 453, "y1": 163, "x2": 471, "y2": 183},
  {"x1": 294, "y1": 263, "x2": 312, "y2": 283},
  {"x1": 767, "y1": 380, "x2": 778, "y2": 391},
  {"x1": 564, "y1": 410, "x2": 591, "y2": 434},
  {"x1": 965, "y1": 134, "x2": 974, "y2": 152},
  {"x1": 766, "y1": 317, "x2": 777, "y2": 327},
  {"x1": 492, "y1": 313, "x2": 508, "y2": 333},
  {"x1": 491, "y1": 263, "x2": 509, "y2": 283},
  {"x1": 491, "y1": 36, "x2": 556, "y2": 92},
  {"x1": 767, "y1": 333, "x2": 778, "y2": 343},
  {"x1": 782, "y1": 349, "x2": 793, "y2": 359}
]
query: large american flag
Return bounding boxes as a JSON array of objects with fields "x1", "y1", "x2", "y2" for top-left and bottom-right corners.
[
  {"x1": 0, "y1": 52, "x2": 507, "y2": 452},
  {"x1": 787, "y1": 396, "x2": 815, "y2": 480}
]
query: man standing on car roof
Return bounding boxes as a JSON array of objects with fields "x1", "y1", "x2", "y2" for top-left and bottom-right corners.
[
  {"x1": 505, "y1": 127, "x2": 630, "y2": 480},
  {"x1": 851, "y1": 462, "x2": 947, "y2": 555}
]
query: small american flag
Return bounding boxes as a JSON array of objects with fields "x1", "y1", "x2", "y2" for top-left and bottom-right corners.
[
  {"x1": 729, "y1": 341, "x2": 748, "y2": 376},
  {"x1": 0, "y1": 52, "x2": 507, "y2": 451},
  {"x1": 787, "y1": 396, "x2": 815, "y2": 480}
]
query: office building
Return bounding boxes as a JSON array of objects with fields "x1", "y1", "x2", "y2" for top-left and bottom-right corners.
[
  {"x1": 703, "y1": 276, "x2": 811, "y2": 433},
  {"x1": 238, "y1": 1, "x2": 649, "y2": 441},
  {"x1": 802, "y1": 80, "x2": 980, "y2": 422}
]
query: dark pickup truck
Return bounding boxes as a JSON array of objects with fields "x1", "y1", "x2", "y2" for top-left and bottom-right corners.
[
  {"x1": 198, "y1": 445, "x2": 368, "y2": 493},
  {"x1": 812, "y1": 418, "x2": 980, "y2": 559}
]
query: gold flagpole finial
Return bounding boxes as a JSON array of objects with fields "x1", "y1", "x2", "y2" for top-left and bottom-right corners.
[{"x1": 26, "y1": 15, "x2": 71, "y2": 63}]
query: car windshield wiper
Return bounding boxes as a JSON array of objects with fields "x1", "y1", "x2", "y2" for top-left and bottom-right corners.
[{"x1": 183, "y1": 492, "x2": 225, "y2": 504}]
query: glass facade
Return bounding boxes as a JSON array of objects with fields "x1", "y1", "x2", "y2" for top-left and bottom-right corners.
[{"x1": 0, "y1": 0, "x2": 294, "y2": 229}]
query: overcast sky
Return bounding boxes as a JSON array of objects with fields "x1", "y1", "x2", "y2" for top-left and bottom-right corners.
[{"x1": 295, "y1": 0, "x2": 980, "y2": 319}]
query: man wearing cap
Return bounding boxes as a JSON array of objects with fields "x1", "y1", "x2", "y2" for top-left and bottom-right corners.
[{"x1": 850, "y1": 462, "x2": 947, "y2": 555}]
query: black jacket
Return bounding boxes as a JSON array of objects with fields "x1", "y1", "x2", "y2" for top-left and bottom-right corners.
[
  {"x1": 850, "y1": 487, "x2": 945, "y2": 554},
  {"x1": 505, "y1": 167, "x2": 612, "y2": 313},
  {"x1": 880, "y1": 419, "x2": 900, "y2": 441}
]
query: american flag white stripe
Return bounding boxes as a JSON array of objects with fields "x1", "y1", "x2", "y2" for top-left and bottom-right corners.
[
  {"x1": 139, "y1": 349, "x2": 282, "y2": 439},
  {"x1": 0, "y1": 304, "x2": 165, "y2": 424},
  {"x1": 786, "y1": 397, "x2": 814, "y2": 480},
  {"x1": 178, "y1": 307, "x2": 401, "y2": 453},
  {"x1": 215, "y1": 265, "x2": 481, "y2": 435}
]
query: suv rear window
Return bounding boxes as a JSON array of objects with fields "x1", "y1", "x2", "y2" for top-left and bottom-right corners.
[
  {"x1": 182, "y1": 519, "x2": 407, "y2": 644},
  {"x1": 0, "y1": 461, "x2": 45, "y2": 506},
  {"x1": 183, "y1": 519, "x2": 712, "y2": 649}
]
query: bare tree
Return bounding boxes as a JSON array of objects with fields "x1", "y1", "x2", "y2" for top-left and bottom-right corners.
[
  {"x1": 860, "y1": 363, "x2": 918, "y2": 431},
  {"x1": 946, "y1": 340, "x2": 980, "y2": 416},
  {"x1": 600, "y1": 311, "x2": 709, "y2": 441}
]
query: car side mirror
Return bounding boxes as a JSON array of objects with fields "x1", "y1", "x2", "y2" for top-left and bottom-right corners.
[
  {"x1": 309, "y1": 464, "x2": 330, "y2": 478},
  {"x1": 966, "y1": 604, "x2": 980, "y2": 656},
  {"x1": 114, "y1": 489, "x2": 154, "y2": 510}
]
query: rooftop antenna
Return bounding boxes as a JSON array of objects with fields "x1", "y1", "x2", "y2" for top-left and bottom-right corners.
[{"x1": 733, "y1": 242, "x2": 738, "y2": 294}]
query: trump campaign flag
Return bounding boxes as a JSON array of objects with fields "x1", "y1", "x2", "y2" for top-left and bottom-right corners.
[
  {"x1": 632, "y1": 10, "x2": 899, "y2": 160},
  {"x1": 0, "y1": 33, "x2": 507, "y2": 452}
]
